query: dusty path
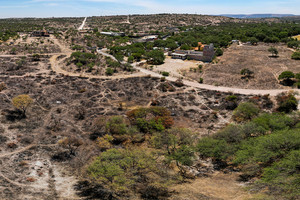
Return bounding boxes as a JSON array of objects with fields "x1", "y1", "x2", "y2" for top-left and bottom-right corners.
[
  {"x1": 170, "y1": 172, "x2": 255, "y2": 200},
  {"x1": 134, "y1": 65, "x2": 300, "y2": 97},
  {"x1": 78, "y1": 17, "x2": 87, "y2": 30}
]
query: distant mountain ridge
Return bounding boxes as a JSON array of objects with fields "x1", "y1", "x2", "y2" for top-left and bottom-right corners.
[{"x1": 220, "y1": 14, "x2": 296, "y2": 18}]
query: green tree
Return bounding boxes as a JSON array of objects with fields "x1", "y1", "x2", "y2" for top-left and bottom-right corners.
[
  {"x1": 278, "y1": 71, "x2": 295, "y2": 86},
  {"x1": 12, "y1": 94, "x2": 33, "y2": 116},
  {"x1": 146, "y1": 50, "x2": 165, "y2": 65}
]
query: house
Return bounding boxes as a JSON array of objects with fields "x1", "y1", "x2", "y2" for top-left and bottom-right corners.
[
  {"x1": 194, "y1": 42, "x2": 205, "y2": 51},
  {"x1": 169, "y1": 43, "x2": 215, "y2": 62},
  {"x1": 31, "y1": 30, "x2": 50, "y2": 37},
  {"x1": 134, "y1": 35, "x2": 158, "y2": 43},
  {"x1": 100, "y1": 32, "x2": 125, "y2": 37}
]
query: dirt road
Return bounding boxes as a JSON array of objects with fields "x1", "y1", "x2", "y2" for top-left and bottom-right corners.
[
  {"x1": 78, "y1": 17, "x2": 87, "y2": 30},
  {"x1": 134, "y1": 65, "x2": 300, "y2": 97}
]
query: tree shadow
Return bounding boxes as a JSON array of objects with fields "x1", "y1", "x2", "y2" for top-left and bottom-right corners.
[
  {"x1": 5, "y1": 109, "x2": 25, "y2": 122},
  {"x1": 74, "y1": 181, "x2": 116, "y2": 200}
]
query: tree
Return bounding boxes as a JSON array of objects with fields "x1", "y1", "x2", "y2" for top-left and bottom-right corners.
[
  {"x1": 278, "y1": 71, "x2": 295, "y2": 80},
  {"x1": 278, "y1": 71, "x2": 295, "y2": 86},
  {"x1": 249, "y1": 37, "x2": 258, "y2": 45},
  {"x1": 146, "y1": 50, "x2": 165, "y2": 65},
  {"x1": 58, "y1": 136, "x2": 83, "y2": 156},
  {"x1": 12, "y1": 94, "x2": 33, "y2": 116}
]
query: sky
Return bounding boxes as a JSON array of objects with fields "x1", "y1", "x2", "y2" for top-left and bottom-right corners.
[{"x1": 0, "y1": 0, "x2": 299, "y2": 18}]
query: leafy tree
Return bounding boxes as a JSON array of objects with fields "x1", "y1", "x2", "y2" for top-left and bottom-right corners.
[
  {"x1": 12, "y1": 94, "x2": 33, "y2": 116},
  {"x1": 268, "y1": 47, "x2": 278, "y2": 57},
  {"x1": 278, "y1": 71, "x2": 295, "y2": 86},
  {"x1": 146, "y1": 50, "x2": 165, "y2": 65},
  {"x1": 278, "y1": 71, "x2": 295, "y2": 80},
  {"x1": 58, "y1": 136, "x2": 83, "y2": 156},
  {"x1": 180, "y1": 44, "x2": 191, "y2": 50}
]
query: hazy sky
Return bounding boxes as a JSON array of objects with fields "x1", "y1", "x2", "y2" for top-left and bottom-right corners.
[{"x1": 0, "y1": 0, "x2": 299, "y2": 18}]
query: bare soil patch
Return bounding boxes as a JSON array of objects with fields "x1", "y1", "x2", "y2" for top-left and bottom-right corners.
[{"x1": 185, "y1": 43, "x2": 300, "y2": 89}]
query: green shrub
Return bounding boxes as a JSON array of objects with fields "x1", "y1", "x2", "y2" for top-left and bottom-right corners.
[
  {"x1": 234, "y1": 129, "x2": 300, "y2": 165},
  {"x1": 105, "y1": 67, "x2": 114, "y2": 76},
  {"x1": 126, "y1": 107, "x2": 174, "y2": 133},
  {"x1": 215, "y1": 48, "x2": 223, "y2": 56},
  {"x1": 277, "y1": 93, "x2": 298, "y2": 113},
  {"x1": 105, "y1": 116, "x2": 127, "y2": 135},
  {"x1": 197, "y1": 137, "x2": 231, "y2": 160},
  {"x1": 214, "y1": 124, "x2": 245, "y2": 143},
  {"x1": 161, "y1": 71, "x2": 169, "y2": 76},
  {"x1": 87, "y1": 148, "x2": 156, "y2": 191},
  {"x1": 260, "y1": 150, "x2": 300, "y2": 198},
  {"x1": 232, "y1": 102, "x2": 260, "y2": 122},
  {"x1": 291, "y1": 51, "x2": 300, "y2": 60}
]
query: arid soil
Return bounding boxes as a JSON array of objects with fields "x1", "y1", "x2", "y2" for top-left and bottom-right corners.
[{"x1": 184, "y1": 43, "x2": 300, "y2": 89}]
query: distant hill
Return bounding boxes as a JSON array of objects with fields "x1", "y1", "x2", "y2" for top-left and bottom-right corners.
[{"x1": 220, "y1": 14, "x2": 295, "y2": 18}]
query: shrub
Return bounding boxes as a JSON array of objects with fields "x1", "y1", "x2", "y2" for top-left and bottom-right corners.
[
  {"x1": 268, "y1": 47, "x2": 278, "y2": 57},
  {"x1": 232, "y1": 102, "x2": 260, "y2": 122},
  {"x1": 276, "y1": 93, "x2": 298, "y2": 113},
  {"x1": 161, "y1": 71, "x2": 169, "y2": 76},
  {"x1": 197, "y1": 137, "x2": 231, "y2": 160},
  {"x1": 105, "y1": 67, "x2": 114, "y2": 76},
  {"x1": 126, "y1": 107, "x2": 173, "y2": 133},
  {"x1": 199, "y1": 78, "x2": 203, "y2": 83},
  {"x1": 287, "y1": 41, "x2": 299, "y2": 49},
  {"x1": 215, "y1": 48, "x2": 223, "y2": 56},
  {"x1": 291, "y1": 51, "x2": 300, "y2": 60},
  {"x1": 241, "y1": 68, "x2": 254, "y2": 79},
  {"x1": 105, "y1": 116, "x2": 128, "y2": 135},
  {"x1": 214, "y1": 124, "x2": 245, "y2": 143},
  {"x1": 87, "y1": 148, "x2": 156, "y2": 191}
]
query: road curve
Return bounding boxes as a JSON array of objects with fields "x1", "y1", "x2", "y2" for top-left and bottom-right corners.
[{"x1": 134, "y1": 65, "x2": 300, "y2": 97}]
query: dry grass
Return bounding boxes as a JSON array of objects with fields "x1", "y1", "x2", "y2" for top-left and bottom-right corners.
[
  {"x1": 292, "y1": 34, "x2": 300, "y2": 40},
  {"x1": 185, "y1": 43, "x2": 300, "y2": 89},
  {"x1": 170, "y1": 172, "x2": 260, "y2": 200}
]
